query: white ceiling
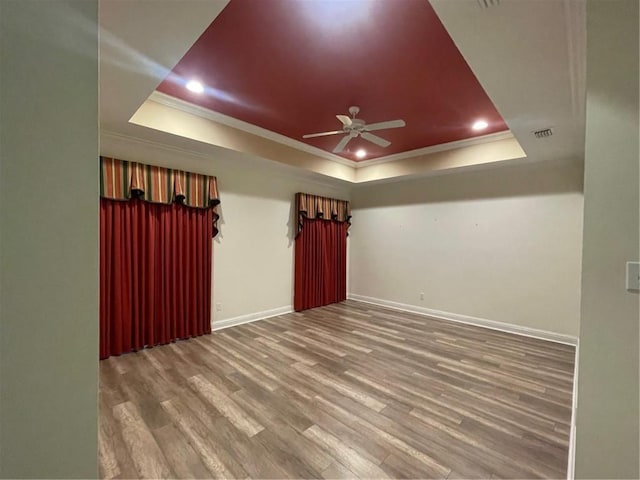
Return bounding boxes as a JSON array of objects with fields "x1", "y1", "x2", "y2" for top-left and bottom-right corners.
[
  {"x1": 99, "y1": 0, "x2": 229, "y2": 136},
  {"x1": 430, "y1": 0, "x2": 586, "y2": 165},
  {"x1": 99, "y1": 0, "x2": 586, "y2": 184}
]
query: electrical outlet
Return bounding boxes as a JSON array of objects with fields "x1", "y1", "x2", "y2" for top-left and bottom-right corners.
[
  {"x1": 216, "y1": 302, "x2": 223, "y2": 312},
  {"x1": 420, "y1": 292, "x2": 425, "y2": 301},
  {"x1": 626, "y1": 262, "x2": 640, "y2": 291}
]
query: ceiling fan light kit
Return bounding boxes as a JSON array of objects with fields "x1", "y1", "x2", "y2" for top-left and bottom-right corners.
[{"x1": 302, "y1": 105, "x2": 406, "y2": 154}]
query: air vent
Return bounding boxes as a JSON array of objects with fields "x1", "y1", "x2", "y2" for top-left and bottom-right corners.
[
  {"x1": 533, "y1": 128, "x2": 554, "y2": 139},
  {"x1": 477, "y1": 0, "x2": 500, "y2": 8}
]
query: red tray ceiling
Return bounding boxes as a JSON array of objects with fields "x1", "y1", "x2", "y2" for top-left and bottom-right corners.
[{"x1": 157, "y1": 0, "x2": 507, "y2": 161}]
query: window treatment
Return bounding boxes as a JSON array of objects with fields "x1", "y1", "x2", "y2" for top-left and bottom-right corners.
[
  {"x1": 294, "y1": 193, "x2": 351, "y2": 312},
  {"x1": 100, "y1": 157, "x2": 220, "y2": 233},
  {"x1": 99, "y1": 157, "x2": 220, "y2": 359}
]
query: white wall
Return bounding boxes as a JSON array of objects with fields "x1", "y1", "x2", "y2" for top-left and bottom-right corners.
[
  {"x1": 100, "y1": 133, "x2": 351, "y2": 325},
  {"x1": 0, "y1": 1, "x2": 99, "y2": 477},
  {"x1": 574, "y1": 1, "x2": 639, "y2": 477},
  {"x1": 349, "y1": 161, "x2": 584, "y2": 338}
]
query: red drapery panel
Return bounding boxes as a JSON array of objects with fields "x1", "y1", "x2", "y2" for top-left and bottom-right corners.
[
  {"x1": 294, "y1": 218, "x2": 348, "y2": 311},
  {"x1": 100, "y1": 198, "x2": 213, "y2": 359}
]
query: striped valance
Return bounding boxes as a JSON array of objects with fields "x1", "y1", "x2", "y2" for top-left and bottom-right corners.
[
  {"x1": 296, "y1": 192, "x2": 351, "y2": 235},
  {"x1": 100, "y1": 157, "x2": 221, "y2": 236}
]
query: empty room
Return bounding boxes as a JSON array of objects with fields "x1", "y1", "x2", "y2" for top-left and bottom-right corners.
[{"x1": 1, "y1": 1, "x2": 638, "y2": 480}]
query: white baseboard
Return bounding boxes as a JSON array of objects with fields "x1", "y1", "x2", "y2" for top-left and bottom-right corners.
[
  {"x1": 212, "y1": 305, "x2": 293, "y2": 331},
  {"x1": 347, "y1": 293, "x2": 578, "y2": 346},
  {"x1": 567, "y1": 342, "x2": 580, "y2": 479}
]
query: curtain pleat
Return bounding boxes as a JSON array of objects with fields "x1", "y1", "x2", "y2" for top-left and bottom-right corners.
[
  {"x1": 100, "y1": 198, "x2": 213, "y2": 359},
  {"x1": 296, "y1": 192, "x2": 351, "y2": 235},
  {"x1": 294, "y1": 218, "x2": 348, "y2": 311},
  {"x1": 100, "y1": 157, "x2": 221, "y2": 236}
]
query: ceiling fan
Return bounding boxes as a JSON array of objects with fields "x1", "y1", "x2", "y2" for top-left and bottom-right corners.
[{"x1": 302, "y1": 106, "x2": 406, "y2": 154}]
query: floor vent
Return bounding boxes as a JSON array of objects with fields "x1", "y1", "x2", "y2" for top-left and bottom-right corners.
[
  {"x1": 477, "y1": 0, "x2": 500, "y2": 8},
  {"x1": 533, "y1": 128, "x2": 554, "y2": 139}
]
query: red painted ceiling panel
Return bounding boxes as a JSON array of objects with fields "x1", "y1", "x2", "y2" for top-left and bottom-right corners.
[{"x1": 157, "y1": 0, "x2": 507, "y2": 161}]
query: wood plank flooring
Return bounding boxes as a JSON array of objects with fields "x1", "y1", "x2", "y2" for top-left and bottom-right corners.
[{"x1": 99, "y1": 300, "x2": 576, "y2": 479}]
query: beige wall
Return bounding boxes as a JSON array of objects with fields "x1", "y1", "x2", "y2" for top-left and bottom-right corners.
[
  {"x1": 130, "y1": 100, "x2": 357, "y2": 183},
  {"x1": 574, "y1": 1, "x2": 640, "y2": 477},
  {"x1": 0, "y1": 1, "x2": 99, "y2": 477},
  {"x1": 349, "y1": 161, "x2": 584, "y2": 338},
  {"x1": 354, "y1": 135, "x2": 525, "y2": 184},
  {"x1": 101, "y1": 134, "x2": 351, "y2": 324}
]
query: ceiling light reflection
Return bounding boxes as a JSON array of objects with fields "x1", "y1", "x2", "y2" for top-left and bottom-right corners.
[
  {"x1": 186, "y1": 80, "x2": 204, "y2": 93},
  {"x1": 472, "y1": 119, "x2": 489, "y2": 130}
]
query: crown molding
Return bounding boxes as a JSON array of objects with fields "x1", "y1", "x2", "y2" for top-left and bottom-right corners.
[
  {"x1": 148, "y1": 91, "x2": 357, "y2": 167},
  {"x1": 354, "y1": 130, "x2": 514, "y2": 168},
  {"x1": 100, "y1": 130, "x2": 352, "y2": 189},
  {"x1": 102, "y1": 129, "x2": 218, "y2": 164},
  {"x1": 147, "y1": 91, "x2": 514, "y2": 171}
]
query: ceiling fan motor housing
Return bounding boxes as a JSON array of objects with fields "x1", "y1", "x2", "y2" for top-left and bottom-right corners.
[
  {"x1": 301, "y1": 105, "x2": 405, "y2": 153},
  {"x1": 346, "y1": 119, "x2": 366, "y2": 133}
]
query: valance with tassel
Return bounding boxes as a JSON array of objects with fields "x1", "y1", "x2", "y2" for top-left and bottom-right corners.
[
  {"x1": 296, "y1": 192, "x2": 351, "y2": 235},
  {"x1": 100, "y1": 157, "x2": 221, "y2": 236}
]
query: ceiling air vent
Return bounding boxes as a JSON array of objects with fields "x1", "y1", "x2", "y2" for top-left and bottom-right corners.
[
  {"x1": 477, "y1": 0, "x2": 500, "y2": 8},
  {"x1": 533, "y1": 128, "x2": 554, "y2": 139}
]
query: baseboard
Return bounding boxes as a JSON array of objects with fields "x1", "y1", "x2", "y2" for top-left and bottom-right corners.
[
  {"x1": 347, "y1": 293, "x2": 578, "y2": 346},
  {"x1": 212, "y1": 305, "x2": 293, "y2": 331},
  {"x1": 567, "y1": 342, "x2": 579, "y2": 479}
]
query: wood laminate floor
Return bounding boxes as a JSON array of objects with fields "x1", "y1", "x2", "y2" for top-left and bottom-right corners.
[{"x1": 99, "y1": 300, "x2": 576, "y2": 479}]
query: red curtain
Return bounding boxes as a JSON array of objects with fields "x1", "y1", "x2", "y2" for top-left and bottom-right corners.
[
  {"x1": 100, "y1": 198, "x2": 213, "y2": 359},
  {"x1": 294, "y1": 218, "x2": 348, "y2": 311}
]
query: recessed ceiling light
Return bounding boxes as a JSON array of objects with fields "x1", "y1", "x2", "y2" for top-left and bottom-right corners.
[
  {"x1": 355, "y1": 149, "x2": 367, "y2": 159},
  {"x1": 472, "y1": 119, "x2": 488, "y2": 131},
  {"x1": 186, "y1": 80, "x2": 204, "y2": 94}
]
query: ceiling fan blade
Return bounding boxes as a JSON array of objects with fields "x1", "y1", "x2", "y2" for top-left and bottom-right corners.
[
  {"x1": 336, "y1": 115, "x2": 352, "y2": 127},
  {"x1": 333, "y1": 134, "x2": 354, "y2": 153},
  {"x1": 302, "y1": 130, "x2": 343, "y2": 139},
  {"x1": 364, "y1": 119, "x2": 406, "y2": 131},
  {"x1": 361, "y1": 132, "x2": 391, "y2": 148}
]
